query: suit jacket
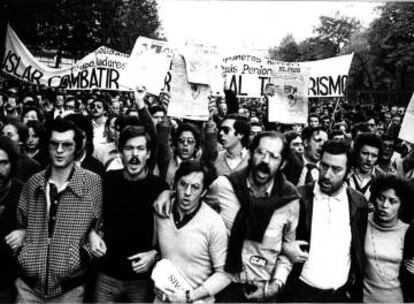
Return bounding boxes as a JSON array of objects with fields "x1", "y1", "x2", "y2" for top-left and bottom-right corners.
[
  {"x1": 284, "y1": 182, "x2": 369, "y2": 302},
  {"x1": 282, "y1": 154, "x2": 304, "y2": 186}
]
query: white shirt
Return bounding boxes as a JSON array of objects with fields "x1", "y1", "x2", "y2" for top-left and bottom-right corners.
[{"x1": 300, "y1": 183, "x2": 352, "y2": 290}]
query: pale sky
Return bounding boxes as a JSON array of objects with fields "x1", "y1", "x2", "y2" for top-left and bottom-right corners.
[{"x1": 157, "y1": 0, "x2": 381, "y2": 54}]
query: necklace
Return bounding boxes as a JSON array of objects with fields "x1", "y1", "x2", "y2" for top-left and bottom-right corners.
[{"x1": 369, "y1": 222, "x2": 400, "y2": 281}]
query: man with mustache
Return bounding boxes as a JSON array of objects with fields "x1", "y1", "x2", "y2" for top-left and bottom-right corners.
[
  {"x1": 93, "y1": 126, "x2": 169, "y2": 302},
  {"x1": 4, "y1": 92, "x2": 21, "y2": 122},
  {"x1": 348, "y1": 133, "x2": 384, "y2": 201},
  {"x1": 154, "y1": 131, "x2": 300, "y2": 302},
  {"x1": 281, "y1": 140, "x2": 369, "y2": 302}
]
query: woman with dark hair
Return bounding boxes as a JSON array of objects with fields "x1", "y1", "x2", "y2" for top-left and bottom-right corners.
[
  {"x1": 363, "y1": 175, "x2": 412, "y2": 303},
  {"x1": 21, "y1": 106, "x2": 44, "y2": 125},
  {"x1": 24, "y1": 121, "x2": 46, "y2": 166}
]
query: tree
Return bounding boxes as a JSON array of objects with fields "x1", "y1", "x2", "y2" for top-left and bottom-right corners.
[
  {"x1": 269, "y1": 33, "x2": 300, "y2": 61},
  {"x1": 2, "y1": 0, "x2": 161, "y2": 64},
  {"x1": 268, "y1": 12, "x2": 362, "y2": 61},
  {"x1": 367, "y1": 2, "x2": 414, "y2": 98},
  {"x1": 314, "y1": 12, "x2": 361, "y2": 54}
]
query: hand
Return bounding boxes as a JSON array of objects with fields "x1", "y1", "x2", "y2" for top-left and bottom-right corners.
[
  {"x1": 5, "y1": 229, "x2": 26, "y2": 250},
  {"x1": 266, "y1": 280, "x2": 281, "y2": 299},
  {"x1": 164, "y1": 289, "x2": 187, "y2": 303},
  {"x1": 133, "y1": 85, "x2": 147, "y2": 110},
  {"x1": 88, "y1": 230, "x2": 107, "y2": 258},
  {"x1": 160, "y1": 91, "x2": 171, "y2": 110},
  {"x1": 405, "y1": 258, "x2": 414, "y2": 274},
  {"x1": 282, "y1": 240, "x2": 309, "y2": 263},
  {"x1": 128, "y1": 250, "x2": 158, "y2": 274},
  {"x1": 153, "y1": 190, "x2": 174, "y2": 218},
  {"x1": 244, "y1": 281, "x2": 266, "y2": 301}
]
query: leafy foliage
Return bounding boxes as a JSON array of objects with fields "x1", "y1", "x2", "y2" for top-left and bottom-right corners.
[{"x1": 2, "y1": 0, "x2": 161, "y2": 60}]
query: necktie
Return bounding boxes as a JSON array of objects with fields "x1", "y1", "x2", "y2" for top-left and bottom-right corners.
[{"x1": 305, "y1": 163, "x2": 317, "y2": 184}]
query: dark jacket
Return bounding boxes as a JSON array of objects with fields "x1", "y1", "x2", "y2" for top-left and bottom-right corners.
[
  {"x1": 283, "y1": 183, "x2": 369, "y2": 302},
  {"x1": 0, "y1": 179, "x2": 23, "y2": 289},
  {"x1": 81, "y1": 154, "x2": 105, "y2": 177},
  {"x1": 282, "y1": 154, "x2": 304, "y2": 186}
]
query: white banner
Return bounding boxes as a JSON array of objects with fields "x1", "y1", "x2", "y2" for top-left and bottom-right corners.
[
  {"x1": 166, "y1": 54, "x2": 210, "y2": 121},
  {"x1": 267, "y1": 64, "x2": 310, "y2": 124},
  {"x1": 119, "y1": 37, "x2": 172, "y2": 95},
  {"x1": 222, "y1": 53, "x2": 354, "y2": 97},
  {"x1": 1, "y1": 24, "x2": 130, "y2": 90},
  {"x1": 399, "y1": 93, "x2": 414, "y2": 144}
]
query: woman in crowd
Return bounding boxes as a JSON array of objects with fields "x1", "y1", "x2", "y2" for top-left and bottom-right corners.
[
  {"x1": 363, "y1": 175, "x2": 412, "y2": 303},
  {"x1": 24, "y1": 120, "x2": 46, "y2": 166}
]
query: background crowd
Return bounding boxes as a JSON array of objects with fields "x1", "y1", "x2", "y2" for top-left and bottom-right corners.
[{"x1": 1, "y1": 74, "x2": 414, "y2": 303}]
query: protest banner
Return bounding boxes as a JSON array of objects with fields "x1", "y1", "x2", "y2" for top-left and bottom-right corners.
[
  {"x1": 119, "y1": 36, "x2": 172, "y2": 95},
  {"x1": 222, "y1": 53, "x2": 354, "y2": 98},
  {"x1": 180, "y1": 43, "x2": 224, "y2": 94},
  {"x1": 166, "y1": 54, "x2": 210, "y2": 121},
  {"x1": 267, "y1": 63, "x2": 310, "y2": 124},
  {"x1": 1, "y1": 24, "x2": 130, "y2": 90},
  {"x1": 399, "y1": 92, "x2": 414, "y2": 144}
]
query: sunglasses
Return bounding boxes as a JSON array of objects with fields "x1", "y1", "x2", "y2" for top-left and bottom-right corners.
[
  {"x1": 49, "y1": 140, "x2": 75, "y2": 151},
  {"x1": 219, "y1": 126, "x2": 231, "y2": 135},
  {"x1": 91, "y1": 103, "x2": 103, "y2": 109}
]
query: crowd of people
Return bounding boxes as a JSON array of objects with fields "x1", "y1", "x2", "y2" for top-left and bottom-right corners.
[{"x1": 1, "y1": 77, "x2": 414, "y2": 303}]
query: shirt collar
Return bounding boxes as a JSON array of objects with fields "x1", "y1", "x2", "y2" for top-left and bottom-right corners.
[
  {"x1": 246, "y1": 177, "x2": 274, "y2": 197},
  {"x1": 313, "y1": 182, "x2": 348, "y2": 202},
  {"x1": 225, "y1": 147, "x2": 248, "y2": 160}
]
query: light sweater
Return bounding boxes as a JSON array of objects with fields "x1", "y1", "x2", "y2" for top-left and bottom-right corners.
[
  {"x1": 363, "y1": 215, "x2": 408, "y2": 303},
  {"x1": 205, "y1": 176, "x2": 299, "y2": 284},
  {"x1": 155, "y1": 202, "x2": 230, "y2": 301},
  {"x1": 214, "y1": 150, "x2": 249, "y2": 176}
]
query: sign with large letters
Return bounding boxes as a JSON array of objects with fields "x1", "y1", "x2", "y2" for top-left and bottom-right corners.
[
  {"x1": 1, "y1": 24, "x2": 130, "y2": 90},
  {"x1": 222, "y1": 53, "x2": 354, "y2": 98}
]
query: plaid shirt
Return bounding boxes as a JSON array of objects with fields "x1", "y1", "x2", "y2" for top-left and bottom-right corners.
[{"x1": 16, "y1": 166, "x2": 102, "y2": 298}]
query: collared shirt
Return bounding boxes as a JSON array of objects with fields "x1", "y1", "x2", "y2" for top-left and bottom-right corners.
[
  {"x1": 224, "y1": 148, "x2": 249, "y2": 171},
  {"x1": 297, "y1": 157, "x2": 319, "y2": 186},
  {"x1": 300, "y1": 183, "x2": 352, "y2": 290},
  {"x1": 246, "y1": 177, "x2": 274, "y2": 198},
  {"x1": 348, "y1": 167, "x2": 377, "y2": 200}
]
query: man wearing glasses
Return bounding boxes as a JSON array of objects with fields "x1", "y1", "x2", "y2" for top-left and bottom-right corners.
[
  {"x1": 12, "y1": 119, "x2": 103, "y2": 303},
  {"x1": 158, "y1": 122, "x2": 201, "y2": 186},
  {"x1": 154, "y1": 131, "x2": 300, "y2": 302},
  {"x1": 215, "y1": 114, "x2": 251, "y2": 176}
]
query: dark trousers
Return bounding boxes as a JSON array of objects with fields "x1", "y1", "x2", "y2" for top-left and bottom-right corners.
[{"x1": 284, "y1": 278, "x2": 350, "y2": 303}]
